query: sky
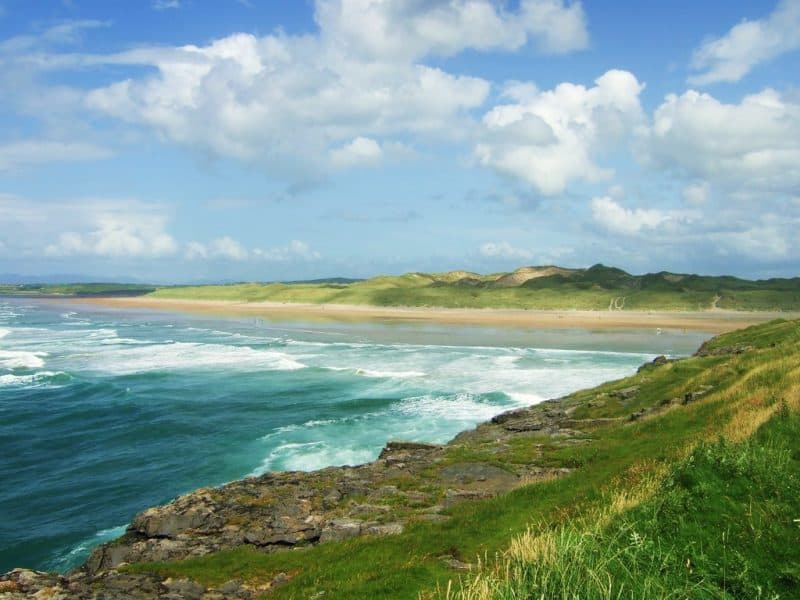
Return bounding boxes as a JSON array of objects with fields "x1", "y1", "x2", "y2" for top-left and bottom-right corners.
[{"x1": 0, "y1": 0, "x2": 799, "y2": 283}]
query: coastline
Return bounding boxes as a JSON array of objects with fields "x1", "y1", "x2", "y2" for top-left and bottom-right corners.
[
  {"x1": 70, "y1": 295, "x2": 795, "y2": 333},
  {"x1": 3, "y1": 315, "x2": 799, "y2": 598}
]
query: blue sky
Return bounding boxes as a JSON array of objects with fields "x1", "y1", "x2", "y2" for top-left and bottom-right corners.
[{"x1": 0, "y1": 0, "x2": 799, "y2": 282}]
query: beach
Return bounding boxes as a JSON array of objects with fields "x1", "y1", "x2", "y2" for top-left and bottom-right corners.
[{"x1": 73, "y1": 296, "x2": 794, "y2": 333}]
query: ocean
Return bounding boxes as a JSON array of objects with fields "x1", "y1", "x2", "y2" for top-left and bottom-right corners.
[{"x1": 0, "y1": 298, "x2": 709, "y2": 573}]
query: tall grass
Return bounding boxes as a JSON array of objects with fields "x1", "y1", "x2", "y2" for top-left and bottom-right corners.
[{"x1": 443, "y1": 409, "x2": 800, "y2": 600}]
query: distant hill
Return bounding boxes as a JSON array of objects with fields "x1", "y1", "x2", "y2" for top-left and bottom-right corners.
[
  {"x1": 148, "y1": 264, "x2": 800, "y2": 312},
  {"x1": 0, "y1": 282, "x2": 156, "y2": 297}
]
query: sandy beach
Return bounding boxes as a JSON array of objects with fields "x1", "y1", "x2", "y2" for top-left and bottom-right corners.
[{"x1": 69, "y1": 296, "x2": 797, "y2": 333}]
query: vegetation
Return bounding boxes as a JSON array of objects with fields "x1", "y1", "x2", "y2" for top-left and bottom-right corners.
[
  {"x1": 149, "y1": 264, "x2": 800, "y2": 311},
  {"x1": 0, "y1": 283, "x2": 156, "y2": 296},
  {"x1": 123, "y1": 318, "x2": 800, "y2": 598},
  {"x1": 4, "y1": 265, "x2": 800, "y2": 310}
]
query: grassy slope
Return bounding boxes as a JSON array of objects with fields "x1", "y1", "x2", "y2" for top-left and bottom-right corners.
[
  {"x1": 148, "y1": 265, "x2": 800, "y2": 311},
  {"x1": 125, "y1": 319, "x2": 800, "y2": 599}
]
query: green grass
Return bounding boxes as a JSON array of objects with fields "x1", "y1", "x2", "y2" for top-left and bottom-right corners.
[
  {"x1": 5, "y1": 264, "x2": 800, "y2": 311},
  {"x1": 463, "y1": 411, "x2": 800, "y2": 599},
  {"x1": 146, "y1": 264, "x2": 800, "y2": 311},
  {"x1": 122, "y1": 320, "x2": 800, "y2": 599}
]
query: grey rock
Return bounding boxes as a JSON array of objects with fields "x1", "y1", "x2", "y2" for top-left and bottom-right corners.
[
  {"x1": 319, "y1": 518, "x2": 362, "y2": 542},
  {"x1": 362, "y1": 522, "x2": 403, "y2": 537},
  {"x1": 162, "y1": 577, "x2": 205, "y2": 600}
]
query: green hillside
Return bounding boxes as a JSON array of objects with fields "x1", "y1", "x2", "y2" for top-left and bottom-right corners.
[
  {"x1": 149, "y1": 264, "x2": 800, "y2": 311},
  {"x1": 4, "y1": 265, "x2": 800, "y2": 311}
]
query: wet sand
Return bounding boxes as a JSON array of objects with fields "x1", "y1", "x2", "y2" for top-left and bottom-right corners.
[{"x1": 69, "y1": 296, "x2": 796, "y2": 334}]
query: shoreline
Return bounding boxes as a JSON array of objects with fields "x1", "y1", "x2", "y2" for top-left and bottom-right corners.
[
  {"x1": 67, "y1": 296, "x2": 796, "y2": 333},
  {"x1": 3, "y1": 311, "x2": 798, "y2": 597}
]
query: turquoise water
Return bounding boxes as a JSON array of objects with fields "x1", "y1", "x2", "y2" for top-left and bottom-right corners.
[{"x1": 0, "y1": 298, "x2": 709, "y2": 573}]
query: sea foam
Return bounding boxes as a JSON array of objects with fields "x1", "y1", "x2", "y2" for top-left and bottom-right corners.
[
  {"x1": 0, "y1": 349, "x2": 47, "y2": 369},
  {"x1": 86, "y1": 341, "x2": 307, "y2": 375}
]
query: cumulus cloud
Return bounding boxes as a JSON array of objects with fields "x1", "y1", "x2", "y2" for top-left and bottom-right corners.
[
  {"x1": 84, "y1": 34, "x2": 487, "y2": 176},
  {"x1": 689, "y1": 0, "x2": 800, "y2": 85},
  {"x1": 315, "y1": 0, "x2": 588, "y2": 60},
  {"x1": 0, "y1": 196, "x2": 177, "y2": 259},
  {"x1": 45, "y1": 213, "x2": 177, "y2": 258},
  {"x1": 66, "y1": 1, "x2": 587, "y2": 178},
  {"x1": 474, "y1": 70, "x2": 644, "y2": 195},
  {"x1": 590, "y1": 196, "x2": 695, "y2": 236},
  {"x1": 0, "y1": 140, "x2": 112, "y2": 171},
  {"x1": 643, "y1": 88, "x2": 800, "y2": 194},
  {"x1": 479, "y1": 241, "x2": 533, "y2": 260}
]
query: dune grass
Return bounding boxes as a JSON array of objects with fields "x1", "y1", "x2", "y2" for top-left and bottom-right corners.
[{"x1": 122, "y1": 319, "x2": 800, "y2": 599}]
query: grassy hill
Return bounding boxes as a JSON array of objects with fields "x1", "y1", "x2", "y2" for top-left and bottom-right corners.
[
  {"x1": 4, "y1": 265, "x2": 800, "y2": 311},
  {"x1": 111, "y1": 318, "x2": 800, "y2": 599},
  {"x1": 148, "y1": 264, "x2": 800, "y2": 311}
]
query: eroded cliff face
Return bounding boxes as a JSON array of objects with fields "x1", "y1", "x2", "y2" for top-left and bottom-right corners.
[{"x1": 0, "y1": 394, "x2": 603, "y2": 599}]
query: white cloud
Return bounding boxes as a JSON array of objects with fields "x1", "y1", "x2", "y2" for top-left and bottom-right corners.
[
  {"x1": 591, "y1": 196, "x2": 693, "y2": 236},
  {"x1": 330, "y1": 136, "x2": 383, "y2": 169},
  {"x1": 0, "y1": 140, "x2": 112, "y2": 171},
  {"x1": 84, "y1": 33, "x2": 488, "y2": 176},
  {"x1": 689, "y1": 0, "x2": 800, "y2": 85},
  {"x1": 254, "y1": 240, "x2": 321, "y2": 262},
  {"x1": 479, "y1": 241, "x2": 533, "y2": 260},
  {"x1": 210, "y1": 236, "x2": 248, "y2": 261},
  {"x1": 316, "y1": 0, "x2": 588, "y2": 60},
  {"x1": 643, "y1": 88, "x2": 800, "y2": 194},
  {"x1": 63, "y1": 1, "x2": 586, "y2": 179},
  {"x1": 45, "y1": 213, "x2": 178, "y2": 258},
  {"x1": 0, "y1": 196, "x2": 179, "y2": 260},
  {"x1": 475, "y1": 70, "x2": 644, "y2": 195}
]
